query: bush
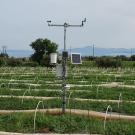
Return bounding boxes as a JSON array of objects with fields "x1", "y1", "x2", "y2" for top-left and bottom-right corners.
[
  {"x1": 132, "y1": 62, "x2": 135, "y2": 67},
  {"x1": 95, "y1": 57, "x2": 121, "y2": 68},
  {"x1": 40, "y1": 55, "x2": 50, "y2": 67},
  {"x1": 6, "y1": 58, "x2": 22, "y2": 67},
  {"x1": 130, "y1": 55, "x2": 135, "y2": 61},
  {"x1": 115, "y1": 55, "x2": 129, "y2": 61},
  {"x1": 22, "y1": 61, "x2": 39, "y2": 67}
]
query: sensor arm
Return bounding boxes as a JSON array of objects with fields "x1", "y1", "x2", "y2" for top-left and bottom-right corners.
[{"x1": 47, "y1": 18, "x2": 86, "y2": 27}]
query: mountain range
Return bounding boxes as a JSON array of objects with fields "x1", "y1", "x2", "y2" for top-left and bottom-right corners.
[
  {"x1": 63, "y1": 46, "x2": 134, "y2": 57},
  {"x1": 6, "y1": 46, "x2": 135, "y2": 58}
]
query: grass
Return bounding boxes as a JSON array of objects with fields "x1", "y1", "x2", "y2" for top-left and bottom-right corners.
[
  {"x1": 0, "y1": 66, "x2": 135, "y2": 134},
  {"x1": 0, "y1": 113, "x2": 135, "y2": 134},
  {"x1": 0, "y1": 97, "x2": 135, "y2": 115},
  {"x1": 1, "y1": 86, "x2": 135, "y2": 100}
]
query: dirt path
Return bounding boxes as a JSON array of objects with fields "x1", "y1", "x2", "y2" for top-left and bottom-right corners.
[
  {"x1": 0, "y1": 108, "x2": 135, "y2": 121},
  {"x1": 1, "y1": 95, "x2": 135, "y2": 103},
  {"x1": 2, "y1": 82, "x2": 41, "y2": 87},
  {"x1": 0, "y1": 131, "x2": 101, "y2": 135},
  {"x1": 70, "y1": 82, "x2": 135, "y2": 89},
  {"x1": 99, "y1": 82, "x2": 135, "y2": 88},
  {"x1": 10, "y1": 88, "x2": 92, "y2": 93},
  {"x1": 3, "y1": 81, "x2": 135, "y2": 88},
  {"x1": 0, "y1": 95, "x2": 58, "y2": 100}
]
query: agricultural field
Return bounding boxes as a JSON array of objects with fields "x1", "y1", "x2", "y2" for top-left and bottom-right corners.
[{"x1": 0, "y1": 65, "x2": 135, "y2": 134}]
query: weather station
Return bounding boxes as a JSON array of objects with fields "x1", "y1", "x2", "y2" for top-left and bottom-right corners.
[{"x1": 47, "y1": 18, "x2": 86, "y2": 114}]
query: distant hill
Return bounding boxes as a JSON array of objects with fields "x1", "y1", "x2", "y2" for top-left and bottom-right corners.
[
  {"x1": 64, "y1": 46, "x2": 134, "y2": 57},
  {"x1": 6, "y1": 47, "x2": 135, "y2": 58}
]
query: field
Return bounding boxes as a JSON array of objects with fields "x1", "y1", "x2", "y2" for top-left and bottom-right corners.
[{"x1": 0, "y1": 64, "x2": 135, "y2": 134}]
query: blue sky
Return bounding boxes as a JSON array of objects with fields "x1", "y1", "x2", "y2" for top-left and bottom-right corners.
[{"x1": 0, "y1": 0, "x2": 135, "y2": 50}]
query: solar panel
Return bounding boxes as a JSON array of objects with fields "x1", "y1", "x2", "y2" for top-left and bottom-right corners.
[{"x1": 71, "y1": 53, "x2": 82, "y2": 64}]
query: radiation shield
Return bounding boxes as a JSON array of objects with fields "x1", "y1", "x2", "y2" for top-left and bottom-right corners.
[{"x1": 50, "y1": 53, "x2": 57, "y2": 64}]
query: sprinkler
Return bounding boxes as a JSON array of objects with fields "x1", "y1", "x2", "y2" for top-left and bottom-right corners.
[
  {"x1": 104, "y1": 105, "x2": 112, "y2": 130},
  {"x1": 91, "y1": 80, "x2": 93, "y2": 88},
  {"x1": 67, "y1": 91, "x2": 73, "y2": 107},
  {"x1": 33, "y1": 100, "x2": 44, "y2": 132},
  {"x1": 21, "y1": 85, "x2": 31, "y2": 104}
]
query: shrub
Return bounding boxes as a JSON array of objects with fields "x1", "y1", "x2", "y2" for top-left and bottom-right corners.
[
  {"x1": 130, "y1": 55, "x2": 135, "y2": 61},
  {"x1": 22, "y1": 61, "x2": 39, "y2": 67},
  {"x1": 115, "y1": 55, "x2": 129, "y2": 61},
  {"x1": 132, "y1": 62, "x2": 135, "y2": 67},
  {"x1": 6, "y1": 58, "x2": 22, "y2": 67},
  {"x1": 95, "y1": 57, "x2": 121, "y2": 68}
]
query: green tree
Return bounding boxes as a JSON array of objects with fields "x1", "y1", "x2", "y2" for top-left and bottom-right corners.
[{"x1": 30, "y1": 38, "x2": 58, "y2": 65}]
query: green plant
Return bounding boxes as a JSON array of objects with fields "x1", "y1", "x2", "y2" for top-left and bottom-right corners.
[
  {"x1": 6, "y1": 58, "x2": 22, "y2": 67},
  {"x1": 95, "y1": 57, "x2": 122, "y2": 68},
  {"x1": 22, "y1": 61, "x2": 39, "y2": 67}
]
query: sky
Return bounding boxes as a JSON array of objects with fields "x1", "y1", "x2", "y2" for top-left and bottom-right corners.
[{"x1": 0, "y1": 0, "x2": 135, "y2": 50}]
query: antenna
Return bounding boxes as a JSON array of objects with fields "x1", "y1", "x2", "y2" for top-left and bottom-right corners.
[
  {"x1": 82, "y1": 18, "x2": 86, "y2": 26},
  {"x1": 47, "y1": 20, "x2": 51, "y2": 25}
]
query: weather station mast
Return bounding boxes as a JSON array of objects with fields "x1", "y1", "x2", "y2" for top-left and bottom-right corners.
[{"x1": 47, "y1": 18, "x2": 86, "y2": 114}]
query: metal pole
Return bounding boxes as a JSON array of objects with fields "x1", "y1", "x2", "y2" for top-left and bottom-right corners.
[
  {"x1": 93, "y1": 44, "x2": 95, "y2": 58},
  {"x1": 70, "y1": 46, "x2": 72, "y2": 56},
  {"x1": 62, "y1": 25, "x2": 67, "y2": 114},
  {"x1": 64, "y1": 24, "x2": 66, "y2": 51}
]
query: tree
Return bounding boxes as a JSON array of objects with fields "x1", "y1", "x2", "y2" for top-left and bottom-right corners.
[
  {"x1": 30, "y1": 38, "x2": 58, "y2": 65},
  {"x1": 95, "y1": 56, "x2": 121, "y2": 68},
  {"x1": 130, "y1": 55, "x2": 135, "y2": 61}
]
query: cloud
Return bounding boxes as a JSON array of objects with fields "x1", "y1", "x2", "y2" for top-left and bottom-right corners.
[{"x1": 0, "y1": 0, "x2": 135, "y2": 49}]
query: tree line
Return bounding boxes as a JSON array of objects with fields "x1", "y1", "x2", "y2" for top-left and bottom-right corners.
[
  {"x1": 0, "y1": 38, "x2": 58, "y2": 67},
  {"x1": 1, "y1": 38, "x2": 135, "y2": 68}
]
